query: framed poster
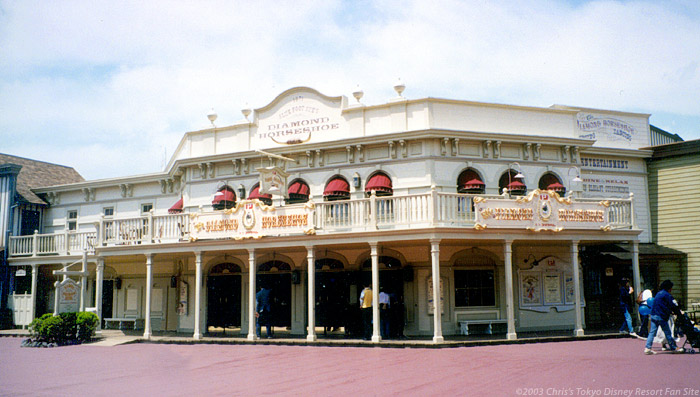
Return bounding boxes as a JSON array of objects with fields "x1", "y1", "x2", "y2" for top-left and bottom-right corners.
[
  {"x1": 544, "y1": 273, "x2": 562, "y2": 304},
  {"x1": 565, "y1": 273, "x2": 575, "y2": 304},
  {"x1": 427, "y1": 275, "x2": 445, "y2": 315},
  {"x1": 520, "y1": 272, "x2": 541, "y2": 306}
]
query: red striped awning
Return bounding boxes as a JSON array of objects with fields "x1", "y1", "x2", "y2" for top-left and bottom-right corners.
[
  {"x1": 365, "y1": 173, "x2": 392, "y2": 193},
  {"x1": 248, "y1": 185, "x2": 272, "y2": 200},
  {"x1": 323, "y1": 178, "x2": 350, "y2": 196},
  {"x1": 168, "y1": 197, "x2": 184, "y2": 214},
  {"x1": 547, "y1": 182, "x2": 565, "y2": 192},
  {"x1": 212, "y1": 189, "x2": 236, "y2": 204},
  {"x1": 288, "y1": 181, "x2": 310, "y2": 196}
]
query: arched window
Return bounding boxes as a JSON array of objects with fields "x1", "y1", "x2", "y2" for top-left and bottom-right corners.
[
  {"x1": 212, "y1": 186, "x2": 236, "y2": 210},
  {"x1": 453, "y1": 250, "x2": 496, "y2": 307},
  {"x1": 323, "y1": 176, "x2": 350, "y2": 201},
  {"x1": 457, "y1": 169, "x2": 485, "y2": 194},
  {"x1": 315, "y1": 258, "x2": 344, "y2": 270},
  {"x1": 286, "y1": 179, "x2": 310, "y2": 204},
  {"x1": 364, "y1": 172, "x2": 393, "y2": 197},
  {"x1": 499, "y1": 170, "x2": 526, "y2": 196},
  {"x1": 539, "y1": 173, "x2": 566, "y2": 195},
  {"x1": 248, "y1": 183, "x2": 273, "y2": 206},
  {"x1": 258, "y1": 260, "x2": 292, "y2": 272},
  {"x1": 209, "y1": 262, "x2": 242, "y2": 275},
  {"x1": 361, "y1": 256, "x2": 402, "y2": 269}
]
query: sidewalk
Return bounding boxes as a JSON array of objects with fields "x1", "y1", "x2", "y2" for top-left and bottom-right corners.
[{"x1": 0, "y1": 327, "x2": 629, "y2": 348}]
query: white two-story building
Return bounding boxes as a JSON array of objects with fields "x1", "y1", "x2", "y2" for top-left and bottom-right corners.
[{"x1": 8, "y1": 85, "x2": 667, "y2": 342}]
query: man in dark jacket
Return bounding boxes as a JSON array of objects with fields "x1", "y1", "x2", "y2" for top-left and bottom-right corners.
[
  {"x1": 618, "y1": 278, "x2": 636, "y2": 336},
  {"x1": 644, "y1": 280, "x2": 683, "y2": 354}
]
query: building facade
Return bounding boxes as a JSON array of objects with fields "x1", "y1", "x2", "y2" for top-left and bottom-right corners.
[
  {"x1": 646, "y1": 139, "x2": 700, "y2": 309},
  {"x1": 1, "y1": 154, "x2": 84, "y2": 328},
  {"x1": 6, "y1": 86, "x2": 675, "y2": 342}
]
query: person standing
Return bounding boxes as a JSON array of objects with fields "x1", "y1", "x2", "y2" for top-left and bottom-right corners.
[
  {"x1": 637, "y1": 288, "x2": 653, "y2": 338},
  {"x1": 256, "y1": 285, "x2": 272, "y2": 338},
  {"x1": 618, "y1": 278, "x2": 637, "y2": 337},
  {"x1": 644, "y1": 280, "x2": 683, "y2": 354},
  {"x1": 379, "y1": 288, "x2": 390, "y2": 339},
  {"x1": 359, "y1": 284, "x2": 372, "y2": 341}
]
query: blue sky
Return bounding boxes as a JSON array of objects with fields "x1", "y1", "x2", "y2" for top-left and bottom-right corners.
[{"x1": 1, "y1": 0, "x2": 698, "y2": 180}]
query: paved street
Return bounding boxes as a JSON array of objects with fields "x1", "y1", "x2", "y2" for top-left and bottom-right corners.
[{"x1": 0, "y1": 336, "x2": 698, "y2": 396}]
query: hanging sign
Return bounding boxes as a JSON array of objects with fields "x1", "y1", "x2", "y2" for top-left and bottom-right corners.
[
  {"x1": 189, "y1": 199, "x2": 315, "y2": 241},
  {"x1": 474, "y1": 189, "x2": 610, "y2": 232},
  {"x1": 15, "y1": 269, "x2": 26, "y2": 277},
  {"x1": 258, "y1": 166, "x2": 289, "y2": 198}
]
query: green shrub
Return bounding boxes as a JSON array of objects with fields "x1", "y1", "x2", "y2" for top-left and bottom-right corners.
[
  {"x1": 26, "y1": 311, "x2": 98, "y2": 345},
  {"x1": 76, "y1": 312, "x2": 98, "y2": 342},
  {"x1": 41, "y1": 315, "x2": 65, "y2": 343}
]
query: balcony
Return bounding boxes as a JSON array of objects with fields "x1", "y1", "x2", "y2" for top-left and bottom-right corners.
[{"x1": 8, "y1": 190, "x2": 636, "y2": 258}]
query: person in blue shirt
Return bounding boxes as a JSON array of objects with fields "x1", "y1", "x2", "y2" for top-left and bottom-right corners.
[
  {"x1": 644, "y1": 280, "x2": 683, "y2": 354},
  {"x1": 256, "y1": 285, "x2": 273, "y2": 338},
  {"x1": 618, "y1": 278, "x2": 636, "y2": 336}
]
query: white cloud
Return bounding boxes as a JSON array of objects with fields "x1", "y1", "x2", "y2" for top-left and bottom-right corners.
[{"x1": 1, "y1": 0, "x2": 699, "y2": 180}]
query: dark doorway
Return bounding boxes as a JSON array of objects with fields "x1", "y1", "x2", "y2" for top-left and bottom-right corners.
[
  {"x1": 360, "y1": 256, "x2": 405, "y2": 339},
  {"x1": 315, "y1": 258, "x2": 351, "y2": 334},
  {"x1": 582, "y1": 251, "x2": 631, "y2": 330},
  {"x1": 102, "y1": 280, "x2": 114, "y2": 321},
  {"x1": 257, "y1": 260, "x2": 292, "y2": 328},
  {"x1": 207, "y1": 263, "x2": 242, "y2": 330}
]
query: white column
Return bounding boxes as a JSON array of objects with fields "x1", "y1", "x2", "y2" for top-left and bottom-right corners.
[
  {"x1": 79, "y1": 251, "x2": 87, "y2": 312},
  {"x1": 95, "y1": 258, "x2": 104, "y2": 331},
  {"x1": 306, "y1": 246, "x2": 316, "y2": 341},
  {"x1": 193, "y1": 251, "x2": 203, "y2": 340},
  {"x1": 571, "y1": 241, "x2": 584, "y2": 336},
  {"x1": 370, "y1": 243, "x2": 381, "y2": 342},
  {"x1": 631, "y1": 240, "x2": 641, "y2": 325},
  {"x1": 430, "y1": 239, "x2": 444, "y2": 343},
  {"x1": 504, "y1": 240, "x2": 517, "y2": 340},
  {"x1": 144, "y1": 254, "x2": 153, "y2": 339},
  {"x1": 247, "y1": 249, "x2": 257, "y2": 341},
  {"x1": 30, "y1": 264, "x2": 38, "y2": 322}
]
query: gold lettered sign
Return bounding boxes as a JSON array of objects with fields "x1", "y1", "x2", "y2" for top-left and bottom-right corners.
[
  {"x1": 474, "y1": 190, "x2": 609, "y2": 232},
  {"x1": 189, "y1": 199, "x2": 315, "y2": 241}
]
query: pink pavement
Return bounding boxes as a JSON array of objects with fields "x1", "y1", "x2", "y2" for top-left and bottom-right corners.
[{"x1": 0, "y1": 337, "x2": 698, "y2": 396}]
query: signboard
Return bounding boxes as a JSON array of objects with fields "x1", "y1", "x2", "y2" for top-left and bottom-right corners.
[
  {"x1": 57, "y1": 278, "x2": 79, "y2": 313},
  {"x1": 254, "y1": 89, "x2": 346, "y2": 148},
  {"x1": 474, "y1": 189, "x2": 609, "y2": 232},
  {"x1": 189, "y1": 199, "x2": 315, "y2": 241},
  {"x1": 258, "y1": 166, "x2": 289, "y2": 197},
  {"x1": 177, "y1": 280, "x2": 188, "y2": 316}
]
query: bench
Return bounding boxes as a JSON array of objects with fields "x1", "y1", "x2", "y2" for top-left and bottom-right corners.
[
  {"x1": 104, "y1": 318, "x2": 139, "y2": 330},
  {"x1": 459, "y1": 319, "x2": 508, "y2": 335}
]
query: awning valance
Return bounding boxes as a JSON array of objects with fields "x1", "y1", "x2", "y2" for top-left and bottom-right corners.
[
  {"x1": 462, "y1": 178, "x2": 485, "y2": 190},
  {"x1": 547, "y1": 182, "x2": 565, "y2": 192},
  {"x1": 507, "y1": 180, "x2": 526, "y2": 191},
  {"x1": 365, "y1": 173, "x2": 392, "y2": 193},
  {"x1": 248, "y1": 185, "x2": 272, "y2": 200},
  {"x1": 323, "y1": 178, "x2": 350, "y2": 196}
]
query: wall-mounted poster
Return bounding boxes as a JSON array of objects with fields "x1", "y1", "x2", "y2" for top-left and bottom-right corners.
[
  {"x1": 520, "y1": 273, "x2": 541, "y2": 306},
  {"x1": 427, "y1": 275, "x2": 445, "y2": 315},
  {"x1": 544, "y1": 273, "x2": 562, "y2": 304},
  {"x1": 177, "y1": 280, "x2": 188, "y2": 316},
  {"x1": 565, "y1": 273, "x2": 575, "y2": 304}
]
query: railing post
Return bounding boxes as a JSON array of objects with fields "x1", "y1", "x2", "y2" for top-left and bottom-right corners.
[
  {"x1": 629, "y1": 192, "x2": 635, "y2": 228},
  {"x1": 64, "y1": 229, "x2": 70, "y2": 255},
  {"x1": 99, "y1": 215, "x2": 105, "y2": 246},
  {"x1": 370, "y1": 191, "x2": 377, "y2": 230},
  {"x1": 32, "y1": 230, "x2": 38, "y2": 258},
  {"x1": 147, "y1": 210, "x2": 154, "y2": 243},
  {"x1": 430, "y1": 185, "x2": 438, "y2": 226}
]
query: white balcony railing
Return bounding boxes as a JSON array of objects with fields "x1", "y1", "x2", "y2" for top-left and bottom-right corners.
[{"x1": 8, "y1": 191, "x2": 635, "y2": 257}]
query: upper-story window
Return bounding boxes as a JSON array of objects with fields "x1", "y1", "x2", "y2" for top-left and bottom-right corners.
[
  {"x1": 457, "y1": 168, "x2": 485, "y2": 194},
  {"x1": 323, "y1": 176, "x2": 350, "y2": 201},
  {"x1": 103, "y1": 207, "x2": 114, "y2": 217},
  {"x1": 539, "y1": 173, "x2": 565, "y2": 196},
  {"x1": 286, "y1": 179, "x2": 310, "y2": 205},
  {"x1": 212, "y1": 186, "x2": 236, "y2": 210},
  {"x1": 248, "y1": 183, "x2": 273, "y2": 206},
  {"x1": 364, "y1": 172, "x2": 393, "y2": 197},
  {"x1": 67, "y1": 210, "x2": 78, "y2": 231},
  {"x1": 141, "y1": 203, "x2": 153, "y2": 214},
  {"x1": 499, "y1": 170, "x2": 526, "y2": 196}
]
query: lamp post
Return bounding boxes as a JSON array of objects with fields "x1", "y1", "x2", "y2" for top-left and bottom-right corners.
[{"x1": 568, "y1": 166, "x2": 583, "y2": 197}]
